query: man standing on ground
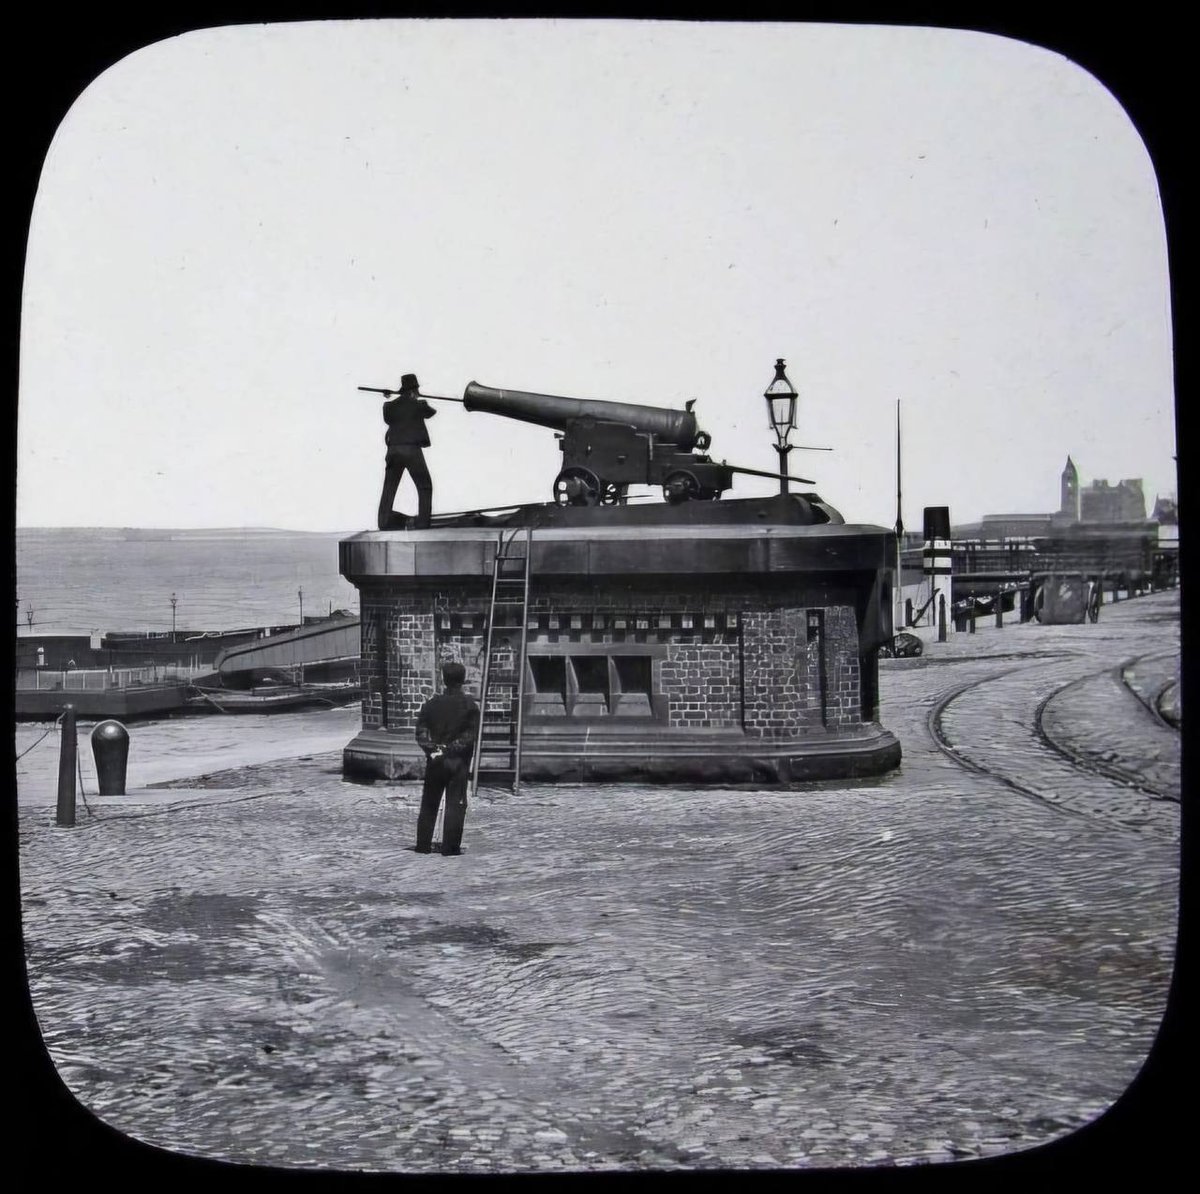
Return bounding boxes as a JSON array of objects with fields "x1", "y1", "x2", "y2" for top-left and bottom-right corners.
[
  {"x1": 415, "y1": 661, "x2": 480, "y2": 855},
  {"x1": 377, "y1": 372, "x2": 436, "y2": 530}
]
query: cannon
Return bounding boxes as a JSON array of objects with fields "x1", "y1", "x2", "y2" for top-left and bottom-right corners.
[{"x1": 461, "y1": 381, "x2": 813, "y2": 506}]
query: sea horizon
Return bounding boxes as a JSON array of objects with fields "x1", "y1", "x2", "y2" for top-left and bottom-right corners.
[
  {"x1": 15, "y1": 525, "x2": 358, "y2": 536},
  {"x1": 15, "y1": 527, "x2": 362, "y2": 637}
]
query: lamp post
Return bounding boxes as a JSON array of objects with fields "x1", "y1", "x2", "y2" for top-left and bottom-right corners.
[
  {"x1": 764, "y1": 358, "x2": 798, "y2": 495},
  {"x1": 298, "y1": 588, "x2": 304, "y2": 626},
  {"x1": 170, "y1": 593, "x2": 178, "y2": 641}
]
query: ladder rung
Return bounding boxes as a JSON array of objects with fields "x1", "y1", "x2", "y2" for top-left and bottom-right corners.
[{"x1": 475, "y1": 528, "x2": 532, "y2": 801}]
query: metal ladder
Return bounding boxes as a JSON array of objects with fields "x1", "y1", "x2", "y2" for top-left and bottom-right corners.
[{"x1": 470, "y1": 527, "x2": 532, "y2": 797}]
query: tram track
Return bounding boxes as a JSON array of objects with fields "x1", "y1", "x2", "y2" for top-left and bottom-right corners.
[
  {"x1": 927, "y1": 666, "x2": 1095, "y2": 825},
  {"x1": 1033, "y1": 656, "x2": 1180, "y2": 804},
  {"x1": 1117, "y1": 650, "x2": 1181, "y2": 734},
  {"x1": 927, "y1": 656, "x2": 1180, "y2": 831}
]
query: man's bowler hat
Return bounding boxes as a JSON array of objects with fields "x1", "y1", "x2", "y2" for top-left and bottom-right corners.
[{"x1": 399, "y1": 373, "x2": 420, "y2": 393}]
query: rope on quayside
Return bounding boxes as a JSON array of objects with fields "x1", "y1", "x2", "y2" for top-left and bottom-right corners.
[
  {"x1": 15, "y1": 712, "x2": 63, "y2": 760},
  {"x1": 75, "y1": 746, "x2": 94, "y2": 817}
]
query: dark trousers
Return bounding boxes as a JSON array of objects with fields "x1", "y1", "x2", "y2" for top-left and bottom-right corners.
[
  {"x1": 378, "y1": 448, "x2": 433, "y2": 530},
  {"x1": 416, "y1": 758, "x2": 469, "y2": 853}
]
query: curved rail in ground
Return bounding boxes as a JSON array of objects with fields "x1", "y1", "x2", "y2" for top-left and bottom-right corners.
[
  {"x1": 1032, "y1": 659, "x2": 1179, "y2": 803},
  {"x1": 926, "y1": 668, "x2": 1094, "y2": 826},
  {"x1": 1156, "y1": 683, "x2": 1180, "y2": 729},
  {"x1": 927, "y1": 659, "x2": 1179, "y2": 827},
  {"x1": 1115, "y1": 651, "x2": 1181, "y2": 734}
]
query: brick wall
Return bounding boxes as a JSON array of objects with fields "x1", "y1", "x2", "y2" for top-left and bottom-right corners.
[
  {"x1": 742, "y1": 608, "x2": 820, "y2": 738},
  {"x1": 741, "y1": 604, "x2": 863, "y2": 737},
  {"x1": 357, "y1": 578, "x2": 868, "y2": 736},
  {"x1": 359, "y1": 584, "x2": 442, "y2": 731},
  {"x1": 660, "y1": 643, "x2": 741, "y2": 727},
  {"x1": 823, "y1": 605, "x2": 862, "y2": 731}
]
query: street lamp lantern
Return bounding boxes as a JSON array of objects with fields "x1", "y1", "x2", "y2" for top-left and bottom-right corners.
[{"x1": 763, "y1": 357, "x2": 798, "y2": 494}]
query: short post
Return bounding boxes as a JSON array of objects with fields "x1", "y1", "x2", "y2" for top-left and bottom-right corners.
[
  {"x1": 969, "y1": 609, "x2": 976, "y2": 634},
  {"x1": 91, "y1": 720, "x2": 130, "y2": 795},
  {"x1": 995, "y1": 598, "x2": 1004, "y2": 629},
  {"x1": 55, "y1": 704, "x2": 77, "y2": 827},
  {"x1": 938, "y1": 594, "x2": 947, "y2": 642}
]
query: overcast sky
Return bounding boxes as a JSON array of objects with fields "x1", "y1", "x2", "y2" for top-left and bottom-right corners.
[{"x1": 18, "y1": 19, "x2": 1175, "y2": 532}]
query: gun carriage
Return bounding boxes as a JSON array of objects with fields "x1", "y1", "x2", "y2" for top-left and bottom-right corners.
[{"x1": 460, "y1": 381, "x2": 812, "y2": 507}]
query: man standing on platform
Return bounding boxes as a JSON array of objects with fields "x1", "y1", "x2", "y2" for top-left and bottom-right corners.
[
  {"x1": 414, "y1": 661, "x2": 480, "y2": 856},
  {"x1": 377, "y1": 372, "x2": 436, "y2": 530}
]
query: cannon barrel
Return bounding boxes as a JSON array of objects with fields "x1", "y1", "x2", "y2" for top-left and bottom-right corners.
[{"x1": 463, "y1": 381, "x2": 700, "y2": 449}]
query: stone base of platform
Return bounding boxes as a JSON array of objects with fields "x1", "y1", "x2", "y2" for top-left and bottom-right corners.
[{"x1": 343, "y1": 724, "x2": 901, "y2": 785}]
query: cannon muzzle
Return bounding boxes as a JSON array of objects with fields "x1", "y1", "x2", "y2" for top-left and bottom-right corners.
[{"x1": 462, "y1": 381, "x2": 701, "y2": 450}]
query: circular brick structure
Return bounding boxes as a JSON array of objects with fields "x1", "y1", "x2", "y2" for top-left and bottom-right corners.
[{"x1": 339, "y1": 513, "x2": 901, "y2": 783}]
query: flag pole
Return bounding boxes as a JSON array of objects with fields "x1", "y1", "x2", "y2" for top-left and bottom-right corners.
[{"x1": 894, "y1": 400, "x2": 904, "y2": 631}]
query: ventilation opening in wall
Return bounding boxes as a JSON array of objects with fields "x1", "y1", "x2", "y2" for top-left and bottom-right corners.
[
  {"x1": 528, "y1": 656, "x2": 568, "y2": 717},
  {"x1": 571, "y1": 655, "x2": 610, "y2": 716},
  {"x1": 612, "y1": 655, "x2": 653, "y2": 716}
]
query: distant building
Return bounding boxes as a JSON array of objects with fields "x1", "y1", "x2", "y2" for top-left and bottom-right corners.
[
  {"x1": 952, "y1": 457, "x2": 1160, "y2": 541},
  {"x1": 977, "y1": 513, "x2": 1053, "y2": 540},
  {"x1": 1060, "y1": 456, "x2": 1080, "y2": 521},
  {"x1": 1151, "y1": 495, "x2": 1178, "y2": 525},
  {"x1": 1080, "y1": 477, "x2": 1145, "y2": 523}
]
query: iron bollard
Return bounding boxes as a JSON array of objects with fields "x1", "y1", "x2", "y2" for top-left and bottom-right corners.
[
  {"x1": 996, "y1": 600, "x2": 1003, "y2": 629},
  {"x1": 938, "y1": 594, "x2": 947, "y2": 642},
  {"x1": 91, "y1": 720, "x2": 130, "y2": 795},
  {"x1": 55, "y1": 704, "x2": 77, "y2": 827}
]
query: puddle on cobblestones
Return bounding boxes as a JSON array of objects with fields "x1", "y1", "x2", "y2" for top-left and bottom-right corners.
[
  {"x1": 293, "y1": 889, "x2": 446, "y2": 913},
  {"x1": 56, "y1": 942, "x2": 266, "y2": 983},
  {"x1": 142, "y1": 892, "x2": 264, "y2": 933},
  {"x1": 395, "y1": 921, "x2": 563, "y2": 963},
  {"x1": 729, "y1": 1025, "x2": 837, "y2": 1067}
]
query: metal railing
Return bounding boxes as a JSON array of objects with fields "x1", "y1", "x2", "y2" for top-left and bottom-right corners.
[{"x1": 15, "y1": 664, "x2": 212, "y2": 692}]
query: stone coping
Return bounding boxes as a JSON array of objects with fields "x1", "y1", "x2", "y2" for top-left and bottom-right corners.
[
  {"x1": 343, "y1": 724, "x2": 901, "y2": 784},
  {"x1": 341, "y1": 522, "x2": 895, "y2": 581},
  {"x1": 342, "y1": 522, "x2": 891, "y2": 544}
]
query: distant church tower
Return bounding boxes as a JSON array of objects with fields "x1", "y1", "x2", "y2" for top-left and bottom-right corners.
[{"x1": 1060, "y1": 456, "x2": 1080, "y2": 520}]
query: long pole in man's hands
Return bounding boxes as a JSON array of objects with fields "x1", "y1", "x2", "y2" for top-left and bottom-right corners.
[{"x1": 357, "y1": 386, "x2": 463, "y2": 402}]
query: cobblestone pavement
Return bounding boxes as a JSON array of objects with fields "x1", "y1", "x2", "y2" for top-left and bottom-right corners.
[{"x1": 17, "y1": 590, "x2": 1181, "y2": 1173}]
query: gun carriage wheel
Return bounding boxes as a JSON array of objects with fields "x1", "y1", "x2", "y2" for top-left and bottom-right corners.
[
  {"x1": 554, "y1": 466, "x2": 603, "y2": 507},
  {"x1": 662, "y1": 470, "x2": 701, "y2": 505}
]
